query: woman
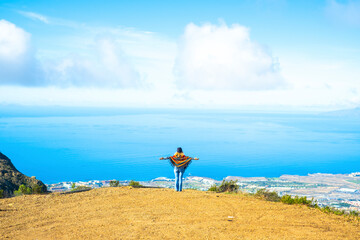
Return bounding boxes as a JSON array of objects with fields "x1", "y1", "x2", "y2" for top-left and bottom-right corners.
[{"x1": 160, "y1": 147, "x2": 199, "y2": 191}]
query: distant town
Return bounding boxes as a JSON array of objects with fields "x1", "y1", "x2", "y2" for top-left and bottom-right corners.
[{"x1": 47, "y1": 172, "x2": 360, "y2": 212}]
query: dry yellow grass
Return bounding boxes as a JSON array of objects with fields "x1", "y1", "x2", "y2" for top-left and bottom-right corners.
[{"x1": 1, "y1": 187, "x2": 359, "y2": 239}]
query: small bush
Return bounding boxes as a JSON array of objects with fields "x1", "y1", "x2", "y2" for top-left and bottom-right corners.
[
  {"x1": 14, "y1": 184, "x2": 32, "y2": 196},
  {"x1": 280, "y1": 194, "x2": 294, "y2": 204},
  {"x1": 32, "y1": 184, "x2": 43, "y2": 194},
  {"x1": 208, "y1": 180, "x2": 239, "y2": 193},
  {"x1": 14, "y1": 190, "x2": 21, "y2": 196},
  {"x1": 20, "y1": 184, "x2": 32, "y2": 194},
  {"x1": 333, "y1": 209, "x2": 345, "y2": 216},
  {"x1": 129, "y1": 180, "x2": 141, "y2": 187},
  {"x1": 0, "y1": 190, "x2": 3, "y2": 198},
  {"x1": 280, "y1": 195, "x2": 312, "y2": 206},
  {"x1": 254, "y1": 190, "x2": 359, "y2": 219},
  {"x1": 294, "y1": 196, "x2": 312, "y2": 205},
  {"x1": 71, "y1": 186, "x2": 92, "y2": 191},
  {"x1": 279, "y1": 195, "x2": 357, "y2": 218},
  {"x1": 255, "y1": 189, "x2": 281, "y2": 202},
  {"x1": 71, "y1": 183, "x2": 76, "y2": 189},
  {"x1": 350, "y1": 210, "x2": 359, "y2": 217},
  {"x1": 320, "y1": 206, "x2": 345, "y2": 215},
  {"x1": 323, "y1": 206, "x2": 343, "y2": 215},
  {"x1": 218, "y1": 180, "x2": 239, "y2": 193},
  {"x1": 110, "y1": 180, "x2": 120, "y2": 187},
  {"x1": 208, "y1": 184, "x2": 219, "y2": 192}
]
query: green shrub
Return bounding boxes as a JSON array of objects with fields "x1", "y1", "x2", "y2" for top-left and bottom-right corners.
[
  {"x1": 71, "y1": 186, "x2": 92, "y2": 191},
  {"x1": 32, "y1": 184, "x2": 43, "y2": 194},
  {"x1": 294, "y1": 196, "x2": 312, "y2": 205},
  {"x1": 280, "y1": 195, "x2": 312, "y2": 206},
  {"x1": 255, "y1": 191, "x2": 358, "y2": 219},
  {"x1": 110, "y1": 180, "x2": 120, "y2": 187},
  {"x1": 321, "y1": 206, "x2": 332, "y2": 214},
  {"x1": 320, "y1": 206, "x2": 345, "y2": 215},
  {"x1": 208, "y1": 180, "x2": 239, "y2": 193},
  {"x1": 255, "y1": 189, "x2": 281, "y2": 202},
  {"x1": 208, "y1": 184, "x2": 219, "y2": 192},
  {"x1": 280, "y1": 195, "x2": 356, "y2": 218},
  {"x1": 20, "y1": 184, "x2": 32, "y2": 194},
  {"x1": 129, "y1": 180, "x2": 141, "y2": 187},
  {"x1": 71, "y1": 183, "x2": 76, "y2": 189},
  {"x1": 0, "y1": 189, "x2": 3, "y2": 198},
  {"x1": 14, "y1": 184, "x2": 32, "y2": 196},
  {"x1": 280, "y1": 194, "x2": 294, "y2": 204},
  {"x1": 14, "y1": 190, "x2": 21, "y2": 196},
  {"x1": 333, "y1": 209, "x2": 345, "y2": 216},
  {"x1": 218, "y1": 180, "x2": 239, "y2": 193},
  {"x1": 350, "y1": 210, "x2": 359, "y2": 217}
]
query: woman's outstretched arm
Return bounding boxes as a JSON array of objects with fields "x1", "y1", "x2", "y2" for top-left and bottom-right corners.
[{"x1": 159, "y1": 156, "x2": 199, "y2": 160}]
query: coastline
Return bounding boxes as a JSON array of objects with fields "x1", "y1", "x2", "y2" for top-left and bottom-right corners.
[{"x1": 46, "y1": 172, "x2": 360, "y2": 212}]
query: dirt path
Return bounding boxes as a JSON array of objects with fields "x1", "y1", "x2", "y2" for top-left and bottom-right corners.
[{"x1": 1, "y1": 187, "x2": 359, "y2": 239}]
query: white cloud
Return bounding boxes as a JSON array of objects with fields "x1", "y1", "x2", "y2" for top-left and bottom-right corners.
[
  {"x1": 0, "y1": 20, "x2": 29, "y2": 59},
  {"x1": 18, "y1": 11, "x2": 49, "y2": 24},
  {"x1": 0, "y1": 20, "x2": 141, "y2": 88},
  {"x1": 35, "y1": 24, "x2": 177, "y2": 89},
  {"x1": 0, "y1": 19, "x2": 42, "y2": 85},
  {"x1": 326, "y1": 0, "x2": 360, "y2": 25},
  {"x1": 174, "y1": 22, "x2": 283, "y2": 90},
  {"x1": 43, "y1": 37, "x2": 140, "y2": 88},
  {"x1": 1, "y1": 17, "x2": 359, "y2": 110}
]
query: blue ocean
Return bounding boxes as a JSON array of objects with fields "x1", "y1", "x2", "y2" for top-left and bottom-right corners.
[{"x1": 1, "y1": 107, "x2": 359, "y2": 184}]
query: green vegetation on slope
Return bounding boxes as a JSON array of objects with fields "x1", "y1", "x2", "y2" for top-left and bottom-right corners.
[
  {"x1": 129, "y1": 180, "x2": 142, "y2": 187},
  {"x1": 13, "y1": 184, "x2": 46, "y2": 196},
  {"x1": 208, "y1": 180, "x2": 239, "y2": 193}
]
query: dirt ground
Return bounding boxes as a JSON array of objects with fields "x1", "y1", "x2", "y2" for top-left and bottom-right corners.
[{"x1": 1, "y1": 187, "x2": 359, "y2": 240}]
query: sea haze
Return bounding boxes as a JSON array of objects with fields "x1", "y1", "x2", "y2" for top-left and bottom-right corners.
[{"x1": 0, "y1": 107, "x2": 359, "y2": 183}]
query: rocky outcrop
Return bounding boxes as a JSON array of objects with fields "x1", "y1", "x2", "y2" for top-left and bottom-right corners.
[{"x1": 0, "y1": 152, "x2": 47, "y2": 197}]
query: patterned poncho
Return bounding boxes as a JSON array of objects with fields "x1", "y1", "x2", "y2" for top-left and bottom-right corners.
[{"x1": 168, "y1": 152, "x2": 193, "y2": 169}]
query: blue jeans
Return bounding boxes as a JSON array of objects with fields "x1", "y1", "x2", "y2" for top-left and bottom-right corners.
[{"x1": 174, "y1": 167, "x2": 185, "y2": 191}]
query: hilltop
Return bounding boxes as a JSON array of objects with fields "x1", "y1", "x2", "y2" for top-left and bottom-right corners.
[
  {"x1": 0, "y1": 152, "x2": 47, "y2": 197},
  {"x1": 1, "y1": 187, "x2": 359, "y2": 239},
  {"x1": 48, "y1": 172, "x2": 360, "y2": 211}
]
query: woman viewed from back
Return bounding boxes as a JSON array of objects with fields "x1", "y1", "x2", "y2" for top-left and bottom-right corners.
[{"x1": 160, "y1": 147, "x2": 199, "y2": 192}]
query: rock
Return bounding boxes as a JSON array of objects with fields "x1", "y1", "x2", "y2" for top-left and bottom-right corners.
[{"x1": 0, "y1": 152, "x2": 47, "y2": 197}]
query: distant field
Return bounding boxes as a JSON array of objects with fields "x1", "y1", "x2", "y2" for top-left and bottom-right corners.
[{"x1": 1, "y1": 187, "x2": 360, "y2": 239}]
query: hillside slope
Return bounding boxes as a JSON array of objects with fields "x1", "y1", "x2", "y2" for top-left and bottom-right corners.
[
  {"x1": 1, "y1": 187, "x2": 359, "y2": 239},
  {"x1": 0, "y1": 152, "x2": 47, "y2": 197}
]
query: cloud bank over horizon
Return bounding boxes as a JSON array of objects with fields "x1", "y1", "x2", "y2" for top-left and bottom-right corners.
[
  {"x1": 174, "y1": 23, "x2": 283, "y2": 90},
  {"x1": 1, "y1": 19, "x2": 284, "y2": 90},
  {"x1": 0, "y1": 4, "x2": 359, "y2": 111}
]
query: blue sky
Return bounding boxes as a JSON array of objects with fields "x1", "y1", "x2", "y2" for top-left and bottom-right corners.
[{"x1": 0, "y1": 0, "x2": 359, "y2": 110}]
